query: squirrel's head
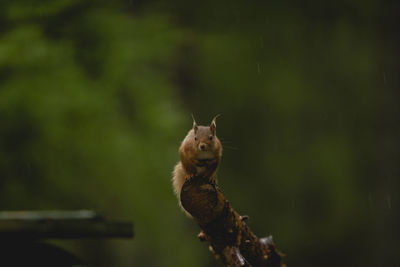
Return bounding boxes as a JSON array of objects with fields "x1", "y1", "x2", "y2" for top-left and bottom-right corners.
[{"x1": 190, "y1": 115, "x2": 221, "y2": 157}]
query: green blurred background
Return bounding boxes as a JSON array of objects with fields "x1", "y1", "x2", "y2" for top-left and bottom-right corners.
[{"x1": 0, "y1": 0, "x2": 399, "y2": 266}]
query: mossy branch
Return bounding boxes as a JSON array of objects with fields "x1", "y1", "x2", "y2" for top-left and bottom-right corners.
[{"x1": 180, "y1": 176, "x2": 285, "y2": 267}]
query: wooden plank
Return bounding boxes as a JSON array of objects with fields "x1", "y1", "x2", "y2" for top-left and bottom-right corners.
[
  {"x1": 0, "y1": 210, "x2": 101, "y2": 221},
  {"x1": 0, "y1": 210, "x2": 133, "y2": 240}
]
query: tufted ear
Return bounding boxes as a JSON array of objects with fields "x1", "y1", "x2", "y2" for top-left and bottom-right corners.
[
  {"x1": 210, "y1": 115, "x2": 220, "y2": 136},
  {"x1": 192, "y1": 114, "x2": 198, "y2": 134}
]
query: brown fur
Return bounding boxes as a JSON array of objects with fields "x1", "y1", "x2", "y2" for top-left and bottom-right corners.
[{"x1": 172, "y1": 119, "x2": 223, "y2": 215}]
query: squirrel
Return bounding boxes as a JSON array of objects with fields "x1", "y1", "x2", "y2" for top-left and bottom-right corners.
[{"x1": 172, "y1": 116, "x2": 223, "y2": 214}]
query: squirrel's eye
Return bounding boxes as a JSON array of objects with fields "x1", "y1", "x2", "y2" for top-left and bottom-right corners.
[
  {"x1": 194, "y1": 137, "x2": 198, "y2": 141},
  {"x1": 209, "y1": 135, "x2": 214, "y2": 140}
]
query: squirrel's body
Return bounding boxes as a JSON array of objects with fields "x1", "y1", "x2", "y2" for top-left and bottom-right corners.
[{"x1": 172, "y1": 117, "x2": 222, "y2": 214}]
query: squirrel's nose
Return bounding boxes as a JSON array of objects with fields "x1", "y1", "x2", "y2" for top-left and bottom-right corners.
[{"x1": 199, "y1": 143, "x2": 207, "y2": 151}]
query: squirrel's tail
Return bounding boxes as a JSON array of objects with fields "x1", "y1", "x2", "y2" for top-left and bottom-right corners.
[{"x1": 172, "y1": 162, "x2": 192, "y2": 217}]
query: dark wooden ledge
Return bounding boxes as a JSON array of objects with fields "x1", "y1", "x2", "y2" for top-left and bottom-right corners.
[{"x1": 0, "y1": 210, "x2": 133, "y2": 240}]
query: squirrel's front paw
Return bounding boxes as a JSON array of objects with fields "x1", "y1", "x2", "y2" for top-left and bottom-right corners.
[{"x1": 186, "y1": 174, "x2": 196, "y2": 180}]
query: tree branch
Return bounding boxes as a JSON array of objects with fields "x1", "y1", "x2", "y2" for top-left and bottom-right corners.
[{"x1": 181, "y1": 176, "x2": 285, "y2": 267}]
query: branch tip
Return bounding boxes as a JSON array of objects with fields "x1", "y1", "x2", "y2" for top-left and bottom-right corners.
[
  {"x1": 260, "y1": 236, "x2": 274, "y2": 246},
  {"x1": 197, "y1": 231, "x2": 207, "y2": 241},
  {"x1": 240, "y1": 215, "x2": 249, "y2": 221}
]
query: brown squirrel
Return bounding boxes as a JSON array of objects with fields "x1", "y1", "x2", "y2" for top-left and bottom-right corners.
[{"x1": 172, "y1": 116, "x2": 223, "y2": 214}]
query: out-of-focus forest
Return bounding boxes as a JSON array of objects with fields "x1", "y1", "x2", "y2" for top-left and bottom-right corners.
[{"x1": 0, "y1": 0, "x2": 399, "y2": 266}]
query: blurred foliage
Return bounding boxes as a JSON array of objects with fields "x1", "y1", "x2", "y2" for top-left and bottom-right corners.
[{"x1": 0, "y1": 0, "x2": 399, "y2": 266}]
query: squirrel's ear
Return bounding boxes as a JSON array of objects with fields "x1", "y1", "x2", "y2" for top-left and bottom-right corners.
[
  {"x1": 210, "y1": 114, "x2": 220, "y2": 135},
  {"x1": 192, "y1": 114, "x2": 198, "y2": 133}
]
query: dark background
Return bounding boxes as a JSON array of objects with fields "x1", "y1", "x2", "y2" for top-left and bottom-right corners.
[{"x1": 0, "y1": 0, "x2": 399, "y2": 266}]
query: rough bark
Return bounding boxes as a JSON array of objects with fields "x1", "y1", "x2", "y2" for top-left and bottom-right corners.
[{"x1": 180, "y1": 176, "x2": 285, "y2": 267}]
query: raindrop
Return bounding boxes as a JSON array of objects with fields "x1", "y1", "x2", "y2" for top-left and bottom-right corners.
[
  {"x1": 386, "y1": 195, "x2": 392, "y2": 210},
  {"x1": 368, "y1": 193, "x2": 372, "y2": 208}
]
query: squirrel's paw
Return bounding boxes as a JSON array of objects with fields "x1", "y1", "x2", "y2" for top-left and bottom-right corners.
[{"x1": 186, "y1": 174, "x2": 196, "y2": 181}]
